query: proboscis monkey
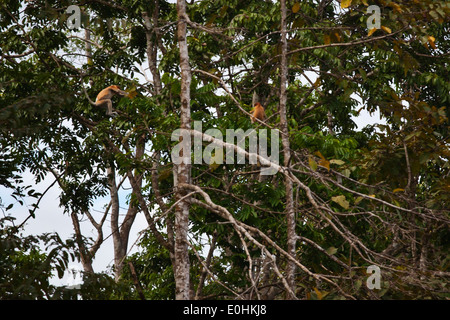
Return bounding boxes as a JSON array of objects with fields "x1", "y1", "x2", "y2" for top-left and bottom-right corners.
[
  {"x1": 251, "y1": 102, "x2": 266, "y2": 123},
  {"x1": 95, "y1": 85, "x2": 128, "y2": 117}
]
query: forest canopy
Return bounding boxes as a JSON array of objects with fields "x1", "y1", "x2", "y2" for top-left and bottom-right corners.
[{"x1": 0, "y1": 0, "x2": 449, "y2": 300}]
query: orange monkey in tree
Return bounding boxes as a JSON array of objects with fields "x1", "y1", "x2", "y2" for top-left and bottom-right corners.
[
  {"x1": 95, "y1": 85, "x2": 128, "y2": 117},
  {"x1": 251, "y1": 102, "x2": 266, "y2": 123}
]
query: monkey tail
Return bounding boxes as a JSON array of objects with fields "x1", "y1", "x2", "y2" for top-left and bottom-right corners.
[{"x1": 81, "y1": 82, "x2": 97, "y2": 106}]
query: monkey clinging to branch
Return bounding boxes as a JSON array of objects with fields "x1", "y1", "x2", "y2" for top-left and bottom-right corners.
[
  {"x1": 251, "y1": 102, "x2": 266, "y2": 123},
  {"x1": 95, "y1": 85, "x2": 128, "y2": 117}
]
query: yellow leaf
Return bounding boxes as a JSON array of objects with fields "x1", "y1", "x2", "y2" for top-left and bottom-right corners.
[
  {"x1": 389, "y1": 2, "x2": 403, "y2": 13},
  {"x1": 334, "y1": 31, "x2": 341, "y2": 42},
  {"x1": 313, "y1": 77, "x2": 321, "y2": 88},
  {"x1": 314, "y1": 151, "x2": 330, "y2": 171},
  {"x1": 393, "y1": 188, "x2": 405, "y2": 193},
  {"x1": 340, "y1": 0, "x2": 352, "y2": 9},
  {"x1": 368, "y1": 27, "x2": 377, "y2": 37},
  {"x1": 314, "y1": 151, "x2": 326, "y2": 161},
  {"x1": 308, "y1": 156, "x2": 318, "y2": 171},
  {"x1": 323, "y1": 34, "x2": 331, "y2": 45},
  {"x1": 361, "y1": 0, "x2": 368, "y2": 5},
  {"x1": 369, "y1": 194, "x2": 376, "y2": 198},
  {"x1": 381, "y1": 26, "x2": 392, "y2": 34},
  {"x1": 313, "y1": 287, "x2": 323, "y2": 300},
  {"x1": 319, "y1": 159, "x2": 330, "y2": 171},
  {"x1": 126, "y1": 87, "x2": 138, "y2": 99},
  {"x1": 332, "y1": 195, "x2": 350, "y2": 210},
  {"x1": 292, "y1": 3, "x2": 301, "y2": 13},
  {"x1": 428, "y1": 36, "x2": 436, "y2": 49}
]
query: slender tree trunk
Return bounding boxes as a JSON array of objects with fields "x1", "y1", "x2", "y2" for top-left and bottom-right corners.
[
  {"x1": 107, "y1": 166, "x2": 124, "y2": 281},
  {"x1": 143, "y1": 2, "x2": 162, "y2": 96},
  {"x1": 195, "y1": 231, "x2": 218, "y2": 299},
  {"x1": 105, "y1": 141, "x2": 145, "y2": 282},
  {"x1": 280, "y1": 0, "x2": 297, "y2": 299},
  {"x1": 51, "y1": 168, "x2": 97, "y2": 274},
  {"x1": 85, "y1": 30, "x2": 92, "y2": 67},
  {"x1": 174, "y1": 0, "x2": 192, "y2": 300},
  {"x1": 71, "y1": 212, "x2": 94, "y2": 273},
  {"x1": 83, "y1": 9, "x2": 94, "y2": 87},
  {"x1": 327, "y1": 111, "x2": 334, "y2": 135},
  {"x1": 112, "y1": 134, "x2": 146, "y2": 280},
  {"x1": 143, "y1": 2, "x2": 174, "y2": 262}
]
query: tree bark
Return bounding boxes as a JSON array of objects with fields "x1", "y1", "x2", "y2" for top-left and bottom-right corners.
[
  {"x1": 174, "y1": 0, "x2": 192, "y2": 300},
  {"x1": 142, "y1": 2, "x2": 162, "y2": 96},
  {"x1": 280, "y1": 0, "x2": 297, "y2": 299},
  {"x1": 107, "y1": 166, "x2": 124, "y2": 281},
  {"x1": 70, "y1": 212, "x2": 94, "y2": 273},
  {"x1": 113, "y1": 134, "x2": 146, "y2": 280}
]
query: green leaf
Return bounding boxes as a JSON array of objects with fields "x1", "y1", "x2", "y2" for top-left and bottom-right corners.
[
  {"x1": 358, "y1": 68, "x2": 367, "y2": 81},
  {"x1": 354, "y1": 279, "x2": 362, "y2": 291},
  {"x1": 354, "y1": 196, "x2": 363, "y2": 205},
  {"x1": 308, "y1": 156, "x2": 318, "y2": 171}
]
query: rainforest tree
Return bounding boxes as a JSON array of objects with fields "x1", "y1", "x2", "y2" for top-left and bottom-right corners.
[{"x1": 1, "y1": 0, "x2": 449, "y2": 299}]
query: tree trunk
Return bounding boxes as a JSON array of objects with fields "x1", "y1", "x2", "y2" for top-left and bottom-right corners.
[
  {"x1": 113, "y1": 134, "x2": 146, "y2": 279},
  {"x1": 280, "y1": 0, "x2": 297, "y2": 299},
  {"x1": 142, "y1": 2, "x2": 162, "y2": 96},
  {"x1": 107, "y1": 166, "x2": 124, "y2": 281},
  {"x1": 70, "y1": 212, "x2": 94, "y2": 273},
  {"x1": 174, "y1": 0, "x2": 192, "y2": 300}
]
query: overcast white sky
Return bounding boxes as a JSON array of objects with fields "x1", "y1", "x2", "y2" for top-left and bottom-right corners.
[{"x1": 0, "y1": 170, "x2": 148, "y2": 286}]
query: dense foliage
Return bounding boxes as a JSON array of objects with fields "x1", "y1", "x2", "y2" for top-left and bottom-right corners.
[{"x1": 1, "y1": 0, "x2": 449, "y2": 299}]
